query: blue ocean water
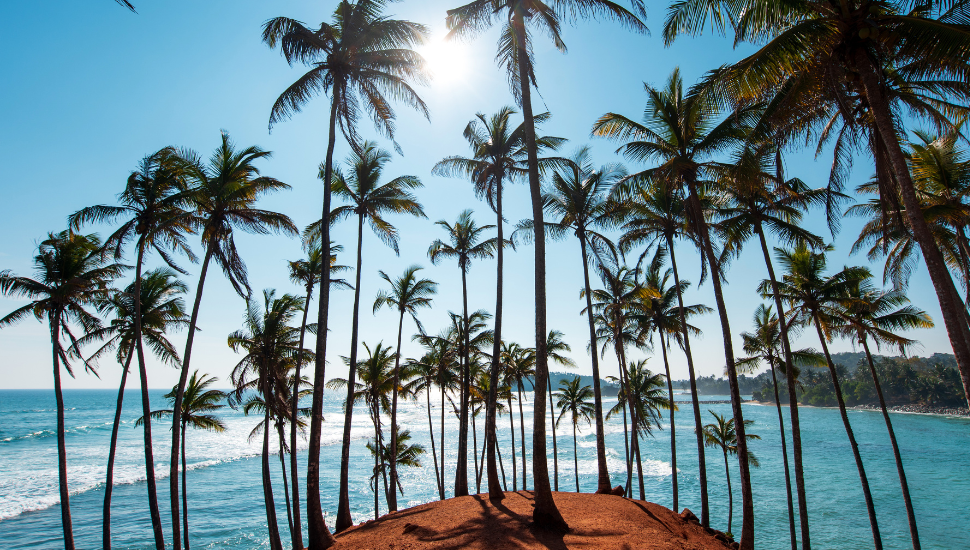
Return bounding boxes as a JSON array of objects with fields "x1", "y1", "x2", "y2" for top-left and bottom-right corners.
[{"x1": 1, "y1": 388, "x2": 968, "y2": 549}]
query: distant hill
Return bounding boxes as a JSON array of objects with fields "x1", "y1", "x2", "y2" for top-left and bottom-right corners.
[
  {"x1": 525, "y1": 371, "x2": 620, "y2": 396},
  {"x1": 830, "y1": 352, "x2": 957, "y2": 373}
]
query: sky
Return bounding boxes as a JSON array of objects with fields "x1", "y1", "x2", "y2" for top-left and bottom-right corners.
[{"x1": 0, "y1": 0, "x2": 955, "y2": 390}]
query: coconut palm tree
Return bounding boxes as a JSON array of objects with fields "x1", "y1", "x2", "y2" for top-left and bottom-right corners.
[
  {"x1": 402, "y1": 341, "x2": 454, "y2": 500},
  {"x1": 501, "y1": 342, "x2": 536, "y2": 491},
  {"x1": 138, "y1": 372, "x2": 226, "y2": 550},
  {"x1": 834, "y1": 281, "x2": 934, "y2": 550},
  {"x1": 593, "y1": 70, "x2": 756, "y2": 540},
  {"x1": 70, "y1": 148, "x2": 197, "y2": 550},
  {"x1": 228, "y1": 290, "x2": 307, "y2": 550},
  {"x1": 366, "y1": 427, "x2": 426, "y2": 500},
  {"x1": 262, "y1": 3, "x2": 429, "y2": 540},
  {"x1": 77, "y1": 268, "x2": 188, "y2": 550},
  {"x1": 761, "y1": 244, "x2": 882, "y2": 549},
  {"x1": 703, "y1": 411, "x2": 760, "y2": 539},
  {"x1": 167, "y1": 132, "x2": 296, "y2": 550},
  {"x1": 373, "y1": 265, "x2": 437, "y2": 511},
  {"x1": 428, "y1": 210, "x2": 496, "y2": 496},
  {"x1": 433, "y1": 106, "x2": 565, "y2": 499},
  {"x1": 544, "y1": 330, "x2": 576, "y2": 491},
  {"x1": 554, "y1": 377, "x2": 595, "y2": 493},
  {"x1": 0, "y1": 231, "x2": 122, "y2": 550},
  {"x1": 446, "y1": 0, "x2": 645, "y2": 528}
]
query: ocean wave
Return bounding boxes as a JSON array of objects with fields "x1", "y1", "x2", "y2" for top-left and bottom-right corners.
[{"x1": 0, "y1": 421, "x2": 120, "y2": 444}]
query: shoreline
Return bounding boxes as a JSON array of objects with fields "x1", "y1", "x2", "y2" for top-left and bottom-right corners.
[{"x1": 746, "y1": 399, "x2": 970, "y2": 417}]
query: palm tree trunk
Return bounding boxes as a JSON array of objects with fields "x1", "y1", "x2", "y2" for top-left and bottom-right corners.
[
  {"x1": 617, "y1": 342, "x2": 644, "y2": 500},
  {"x1": 181, "y1": 424, "x2": 189, "y2": 550},
  {"x1": 388, "y1": 309, "x2": 405, "y2": 511},
  {"x1": 290, "y1": 282, "x2": 313, "y2": 550},
  {"x1": 508, "y1": 394, "x2": 517, "y2": 491},
  {"x1": 103, "y1": 350, "x2": 134, "y2": 550},
  {"x1": 659, "y1": 334, "x2": 678, "y2": 511},
  {"x1": 620, "y1": 388, "x2": 630, "y2": 497},
  {"x1": 455, "y1": 266, "x2": 471, "y2": 497},
  {"x1": 512, "y1": 5, "x2": 565, "y2": 530},
  {"x1": 578, "y1": 230, "x2": 613, "y2": 494},
  {"x1": 685, "y1": 183, "x2": 753, "y2": 549},
  {"x1": 336, "y1": 213, "x2": 366, "y2": 532},
  {"x1": 861, "y1": 339, "x2": 920, "y2": 550},
  {"x1": 472, "y1": 409, "x2": 480, "y2": 493},
  {"x1": 373, "y1": 404, "x2": 381, "y2": 520},
  {"x1": 262, "y1": 391, "x2": 284, "y2": 550},
  {"x1": 496, "y1": 429, "x2": 508, "y2": 491},
  {"x1": 133, "y1": 242, "x2": 165, "y2": 550},
  {"x1": 855, "y1": 49, "x2": 970, "y2": 408},
  {"x1": 573, "y1": 422, "x2": 580, "y2": 492},
  {"x1": 169, "y1": 243, "x2": 214, "y2": 550},
  {"x1": 277, "y1": 423, "x2": 294, "y2": 542},
  {"x1": 517, "y1": 381, "x2": 527, "y2": 491},
  {"x1": 665, "y1": 232, "x2": 709, "y2": 523},
  {"x1": 477, "y1": 418, "x2": 487, "y2": 491},
  {"x1": 547, "y1": 376, "x2": 559, "y2": 492},
  {"x1": 755, "y1": 221, "x2": 810, "y2": 550},
  {"x1": 51, "y1": 318, "x2": 75, "y2": 550},
  {"x1": 768, "y1": 356, "x2": 797, "y2": 550},
  {"x1": 440, "y1": 377, "x2": 446, "y2": 500},
  {"x1": 486, "y1": 173, "x2": 505, "y2": 501},
  {"x1": 616, "y1": 354, "x2": 633, "y2": 495},
  {"x1": 306, "y1": 96, "x2": 339, "y2": 550},
  {"x1": 426, "y1": 387, "x2": 442, "y2": 500},
  {"x1": 813, "y1": 316, "x2": 882, "y2": 550},
  {"x1": 724, "y1": 450, "x2": 732, "y2": 536}
]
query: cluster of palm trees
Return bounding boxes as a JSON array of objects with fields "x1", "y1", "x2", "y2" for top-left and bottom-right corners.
[{"x1": 5, "y1": 0, "x2": 969, "y2": 549}]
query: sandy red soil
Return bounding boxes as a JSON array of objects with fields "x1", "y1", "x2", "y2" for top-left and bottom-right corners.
[{"x1": 332, "y1": 491, "x2": 736, "y2": 549}]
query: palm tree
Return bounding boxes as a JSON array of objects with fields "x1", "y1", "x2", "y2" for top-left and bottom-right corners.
[
  {"x1": 0, "y1": 231, "x2": 122, "y2": 550},
  {"x1": 78, "y1": 268, "x2": 188, "y2": 550},
  {"x1": 373, "y1": 265, "x2": 437, "y2": 511},
  {"x1": 428, "y1": 210, "x2": 496, "y2": 496},
  {"x1": 262, "y1": 3, "x2": 429, "y2": 541},
  {"x1": 762, "y1": 244, "x2": 882, "y2": 549},
  {"x1": 703, "y1": 411, "x2": 760, "y2": 539},
  {"x1": 446, "y1": 0, "x2": 645, "y2": 529},
  {"x1": 138, "y1": 372, "x2": 226, "y2": 550},
  {"x1": 835, "y1": 281, "x2": 934, "y2": 550},
  {"x1": 554, "y1": 377, "x2": 595, "y2": 493},
  {"x1": 614, "y1": 359, "x2": 672, "y2": 497},
  {"x1": 228, "y1": 290, "x2": 308, "y2": 550},
  {"x1": 168, "y1": 132, "x2": 296, "y2": 550},
  {"x1": 501, "y1": 342, "x2": 536, "y2": 491},
  {"x1": 324, "y1": 141, "x2": 425, "y2": 529},
  {"x1": 70, "y1": 148, "x2": 196, "y2": 550},
  {"x1": 544, "y1": 330, "x2": 576, "y2": 491},
  {"x1": 366, "y1": 427, "x2": 426, "y2": 501},
  {"x1": 402, "y1": 341, "x2": 454, "y2": 500},
  {"x1": 663, "y1": 0, "x2": 970, "y2": 412},
  {"x1": 593, "y1": 70, "x2": 756, "y2": 540},
  {"x1": 433, "y1": 106, "x2": 564, "y2": 500}
]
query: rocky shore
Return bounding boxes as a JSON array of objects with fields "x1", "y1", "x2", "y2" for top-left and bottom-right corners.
[{"x1": 747, "y1": 399, "x2": 969, "y2": 417}]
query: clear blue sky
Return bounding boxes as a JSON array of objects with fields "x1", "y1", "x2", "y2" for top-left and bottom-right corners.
[{"x1": 0, "y1": 0, "x2": 952, "y2": 389}]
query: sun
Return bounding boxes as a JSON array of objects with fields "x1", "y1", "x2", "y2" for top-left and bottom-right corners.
[{"x1": 417, "y1": 34, "x2": 470, "y2": 87}]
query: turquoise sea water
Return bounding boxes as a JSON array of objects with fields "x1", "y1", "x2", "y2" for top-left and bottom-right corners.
[{"x1": 1, "y1": 388, "x2": 968, "y2": 549}]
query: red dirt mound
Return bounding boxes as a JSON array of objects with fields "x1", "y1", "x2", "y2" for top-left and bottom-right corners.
[{"x1": 333, "y1": 491, "x2": 736, "y2": 549}]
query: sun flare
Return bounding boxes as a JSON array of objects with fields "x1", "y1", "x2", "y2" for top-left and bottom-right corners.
[{"x1": 417, "y1": 35, "x2": 469, "y2": 87}]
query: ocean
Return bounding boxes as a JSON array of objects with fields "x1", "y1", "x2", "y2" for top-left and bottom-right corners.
[{"x1": 1, "y1": 388, "x2": 968, "y2": 549}]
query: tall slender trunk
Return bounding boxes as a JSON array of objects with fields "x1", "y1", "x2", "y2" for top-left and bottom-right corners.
[
  {"x1": 768, "y1": 355, "x2": 797, "y2": 550},
  {"x1": 517, "y1": 381, "x2": 527, "y2": 490},
  {"x1": 426, "y1": 387, "x2": 442, "y2": 499},
  {"x1": 103, "y1": 350, "x2": 134, "y2": 550},
  {"x1": 388, "y1": 309, "x2": 405, "y2": 511},
  {"x1": 477, "y1": 416, "x2": 488, "y2": 490},
  {"x1": 665, "y1": 233, "x2": 708, "y2": 522},
  {"x1": 262, "y1": 385, "x2": 284, "y2": 550},
  {"x1": 169, "y1": 244, "x2": 214, "y2": 550},
  {"x1": 547, "y1": 375, "x2": 559, "y2": 491},
  {"x1": 813, "y1": 316, "x2": 882, "y2": 550},
  {"x1": 862, "y1": 339, "x2": 920, "y2": 550},
  {"x1": 578, "y1": 230, "x2": 612, "y2": 493},
  {"x1": 617, "y1": 343, "x2": 643, "y2": 500},
  {"x1": 336, "y1": 213, "x2": 366, "y2": 532},
  {"x1": 133, "y1": 243, "x2": 165, "y2": 549},
  {"x1": 181, "y1": 424, "x2": 189, "y2": 550},
  {"x1": 659, "y1": 334, "x2": 678, "y2": 510},
  {"x1": 496, "y1": 428, "x2": 508, "y2": 490},
  {"x1": 289, "y1": 282, "x2": 312, "y2": 550},
  {"x1": 51, "y1": 319, "x2": 75, "y2": 550},
  {"x1": 373, "y1": 404, "x2": 381, "y2": 520},
  {"x1": 472, "y1": 410, "x2": 481, "y2": 493},
  {"x1": 454, "y1": 266, "x2": 471, "y2": 497},
  {"x1": 856, "y1": 49, "x2": 970, "y2": 407},
  {"x1": 486, "y1": 174, "x2": 505, "y2": 500},
  {"x1": 512, "y1": 5, "x2": 564, "y2": 529},
  {"x1": 723, "y1": 450, "x2": 733, "y2": 535},
  {"x1": 277, "y1": 422, "x2": 294, "y2": 543},
  {"x1": 686, "y1": 182, "x2": 752, "y2": 549},
  {"x1": 307, "y1": 97, "x2": 339, "y2": 550},
  {"x1": 573, "y1": 422, "x2": 580, "y2": 492},
  {"x1": 620, "y1": 384, "x2": 631, "y2": 497},
  {"x1": 755, "y1": 220, "x2": 810, "y2": 550},
  {"x1": 508, "y1": 394, "x2": 517, "y2": 490},
  {"x1": 440, "y1": 375, "x2": 446, "y2": 500},
  {"x1": 615, "y1": 349, "x2": 633, "y2": 494}
]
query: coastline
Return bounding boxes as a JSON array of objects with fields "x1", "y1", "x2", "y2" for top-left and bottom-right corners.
[{"x1": 746, "y1": 399, "x2": 970, "y2": 417}]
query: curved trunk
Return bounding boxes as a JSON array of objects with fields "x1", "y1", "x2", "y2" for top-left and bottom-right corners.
[
  {"x1": 472, "y1": 410, "x2": 481, "y2": 493},
  {"x1": 665, "y1": 232, "x2": 709, "y2": 522},
  {"x1": 388, "y1": 309, "x2": 405, "y2": 511},
  {"x1": 261, "y1": 391, "x2": 284, "y2": 550},
  {"x1": 181, "y1": 424, "x2": 189, "y2": 550},
  {"x1": 103, "y1": 350, "x2": 134, "y2": 550},
  {"x1": 289, "y1": 283, "x2": 312, "y2": 550},
  {"x1": 477, "y1": 417, "x2": 488, "y2": 490},
  {"x1": 51, "y1": 318, "x2": 75, "y2": 550},
  {"x1": 768, "y1": 355, "x2": 797, "y2": 550},
  {"x1": 862, "y1": 338, "x2": 920, "y2": 550},
  {"x1": 454, "y1": 266, "x2": 470, "y2": 497},
  {"x1": 277, "y1": 422, "x2": 294, "y2": 543},
  {"x1": 486, "y1": 173, "x2": 505, "y2": 500},
  {"x1": 855, "y1": 49, "x2": 970, "y2": 408},
  {"x1": 547, "y1": 376, "x2": 559, "y2": 491},
  {"x1": 306, "y1": 96, "x2": 339, "y2": 550},
  {"x1": 578, "y1": 230, "x2": 612, "y2": 494},
  {"x1": 685, "y1": 182, "x2": 752, "y2": 549},
  {"x1": 517, "y1": 381, "x2": 527, "y2": 490},
  {"x1": 620, "y1": 386, "x2": 630, "y2": 497},
  {"x1": 813, "y1": 316, "x2": 882, "y2": 550},
  {"x1": 335, "y1": 213, "x2": 366, "y2": 532},
  {"x1": 659, "y1": 333, "x2": 678, "y2": 510},
  {"x1": 169, "y1": 244, "x2": 214, "y2": 550},
  {"x1": 573, "y1": 422, "x2": 580, "y2": 492},
  {"x1": 755, "y1": 220, "x2": 810, "y2": 550},
  {"x1": 724, "y1": 450, "x2": 732, "y2": 536},
  {"x1": 426, "y1": 386, "x2": 442, "y2": 499},
  {"x1": 508, "y1": 394, "x2": 517, "y2": 491}
]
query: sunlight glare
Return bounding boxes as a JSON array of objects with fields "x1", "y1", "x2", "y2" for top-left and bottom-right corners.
[{"x1": 418, "y1": 34, "x2": 470, "y2": 88}]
